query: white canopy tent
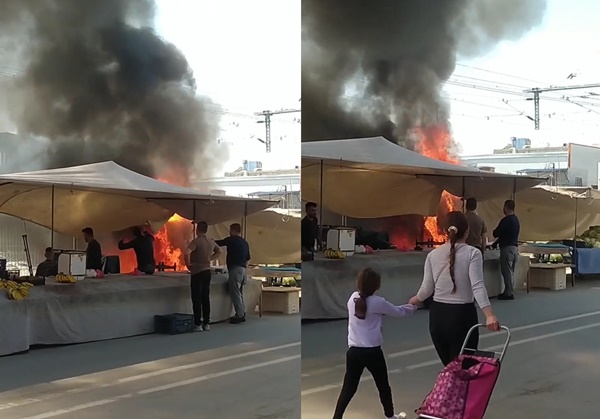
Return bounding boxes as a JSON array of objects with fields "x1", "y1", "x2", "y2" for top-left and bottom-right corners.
[
  {"x1": 302, "y1": 137, "x2": 544, "y2": 218},
  {"x1": 209, "y1": 209, "x2": 300, "y2": 264},
  {"x1": 479, "y1": 186, "x2": 600, "y2": 241},
  {"x1": 0, "y1": 162, "x2": 276, "y2": 237}
]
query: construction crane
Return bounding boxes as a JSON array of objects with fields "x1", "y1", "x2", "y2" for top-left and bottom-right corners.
[
  {"x1": 524, "y1": 83, "x2": 600, "y2": 130},
  {"x1": 255, "y1": 109, "x2": 300, "y2": 153}
]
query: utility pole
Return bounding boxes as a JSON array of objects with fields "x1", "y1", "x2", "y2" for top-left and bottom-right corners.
[
  {"x1": 255, "y1": 109, "x2": 300, "y2": 153},
  {"x1": 524, "y1": 83, "x2": 600, "y2": 130}
]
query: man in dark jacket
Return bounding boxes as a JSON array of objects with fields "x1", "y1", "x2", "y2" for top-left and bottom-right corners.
[
  {"x1": 82, "y1": 227, "x2": 103, "y2": 271},
  {"x1": 493, "y1": 200, "x2": 520, "y2": 300},
  {"x1": 216, "y1": 223, "x2": 251, "y2": 324},
  {"x1": 118, "y1": 226, "x2": 156, "y2": 275}
]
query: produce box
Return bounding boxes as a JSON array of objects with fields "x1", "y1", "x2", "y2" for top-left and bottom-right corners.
[{"x1": 154, "y1": 313, "x2": 194, "y2": 335}]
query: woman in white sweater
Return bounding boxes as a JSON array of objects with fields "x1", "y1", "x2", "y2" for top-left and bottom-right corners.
[{"x1": 409, "y1": 211, "x2": 501, "y2": 366}]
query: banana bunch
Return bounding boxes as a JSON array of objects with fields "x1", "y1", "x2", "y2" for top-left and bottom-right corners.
[
  {"x1": 0, "y1": 280, "x2": 33, "y2": 300},
  {"x1": 324, "y1": 248, "x2": 346, "y2": 259},
  {"x1": 56, "y1": 273, "x2": 77, "y2": 283}
]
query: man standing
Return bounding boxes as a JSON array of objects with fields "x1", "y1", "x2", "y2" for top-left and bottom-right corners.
[
  {"x1": 216, "y1": 223, "x2": 251, "y2": 324},
  {"x1": 82, "y1": 227, "x2": 103, "y2": 271},
  {"x1": 464, "y1": 197, "x2": 487, "y2": 254},
  {"x1": 301, "y1": 202, "x2": 319, "y2": 253},
  {"x1": 493, "y1": 200, "x2": 520, "y2": 300},
  {"x1": 185, "y1": 221, "x2": 222, "y2": 332},
  {"x1": 118, "y1": 227, "x2": 156, "y2": 275}
]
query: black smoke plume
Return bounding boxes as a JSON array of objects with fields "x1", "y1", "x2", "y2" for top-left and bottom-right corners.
[
  {"x1": 0, "y1": 0, "x2": 224, "y2": 184},
  {"x1": 302, "y1": 0, "x2": 547, "y2": 149}
]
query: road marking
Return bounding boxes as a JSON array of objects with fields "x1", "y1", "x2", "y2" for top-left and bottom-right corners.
[
  {"x1": 301, "y1": 321, "x2": 600, "y2": 396},
  {"x1": 0, "y1": 341, "x2": 300, "y2": 411},
  {"x1": 20, "y1": 355, "x2": 300, "y2": 419},
  {"x1": 302, "y1": 310, "x2": 600, "y2": 377}
]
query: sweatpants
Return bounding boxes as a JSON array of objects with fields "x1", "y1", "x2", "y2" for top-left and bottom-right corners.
[
  {"x1": 190, "y1": 270, "x2": 211, "y2": 326},
  {"x1": 429, "y1": 301, "x2": 479, "y2": 366},
  {"x1": 333, "y1": 346, "x2": 394, "y2": 419}
]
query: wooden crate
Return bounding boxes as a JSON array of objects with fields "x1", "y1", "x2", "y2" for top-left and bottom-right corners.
[
  {"x1": 262, "y1": 287, "x2": 301, "y2": 314},
  {"x1": 529, "y1": 264, "x2": 568, "y2": 291}
]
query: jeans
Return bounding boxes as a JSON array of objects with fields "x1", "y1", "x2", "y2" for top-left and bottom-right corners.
[
  {"x1": 500, "y1": 245, "x2": 518, "y2": 296},
  {"x1": 190, "y1": 270, "x2": 211, "y2": 326},
  {"x1": 333, "y1": 346, "x2": 394, "y2": 418},
  {"x1": 228, "y1": 266, "x2": 247, "y2": 318}
]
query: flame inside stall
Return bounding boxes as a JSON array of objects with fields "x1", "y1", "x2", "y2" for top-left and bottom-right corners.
[
  {"x1": 386, "y1": 124, "x2": 462, "y2": 250},
  {"x1": 116, "y1": 214, "x2": 195, "y2": 273}
]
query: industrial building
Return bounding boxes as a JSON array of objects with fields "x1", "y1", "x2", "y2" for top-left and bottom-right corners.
[{"x1": 460, "y1": 137, "x2": 600, "y2": 188}]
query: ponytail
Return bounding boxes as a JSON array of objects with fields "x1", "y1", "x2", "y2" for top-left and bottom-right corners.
[
  {"x1": 354, "y1": 268, "x2": 381, "y2": 319},
  {"x1": 448, "y1": 226, "x2": 458, "y2": 294}
]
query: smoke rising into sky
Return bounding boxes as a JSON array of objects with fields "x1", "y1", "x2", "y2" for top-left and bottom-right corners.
[
  {"x1": 301, "y1": 0, "x2": 548, "y2": 150},
  {"x1": 0, "y1": 0, "x2": 224, "y2": 183}
]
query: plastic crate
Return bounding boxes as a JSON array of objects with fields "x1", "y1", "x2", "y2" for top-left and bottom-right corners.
[{"x1": 154, "y1": 313, "x2": 194, "y2": 335}]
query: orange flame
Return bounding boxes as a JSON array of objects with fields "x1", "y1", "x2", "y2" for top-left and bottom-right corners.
[{"x1": 417, "y1": 125, "x2": 459, "y2": 246}]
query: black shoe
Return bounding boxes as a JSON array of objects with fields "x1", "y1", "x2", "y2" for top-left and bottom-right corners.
[
  {"x1": 497, "y1": 294, "x2": 514, "y2": 300},
  {"x1": 229, "y1": 316, "x2": 246, "y2": 324}
]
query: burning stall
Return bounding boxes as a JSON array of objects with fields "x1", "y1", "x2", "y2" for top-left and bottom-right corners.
[
  {"x1": 300, "y1": 136, "x2": 543, "y2": 319},
  {"x1": 0, "y1": 161, "x2": 276, "y2": 273}
]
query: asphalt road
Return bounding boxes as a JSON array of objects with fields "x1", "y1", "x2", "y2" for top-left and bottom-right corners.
[
  {"x1": 301, "y1": 280, "x2": 600, "y2": 419},
  {"x1": 0, "y1": 314, "x2": 301, "y2": 419}
]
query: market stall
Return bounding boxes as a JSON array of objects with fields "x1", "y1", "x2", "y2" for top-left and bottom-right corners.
[
  {"x1": 301, "y1": 137, "x2": 543, "y2": 319},
  {"x1": 0, "y1": 162, "x2": 276, "y2": 356},
  {"x1": 480, "y1": 186, "x2": 600, "y2": 277}
]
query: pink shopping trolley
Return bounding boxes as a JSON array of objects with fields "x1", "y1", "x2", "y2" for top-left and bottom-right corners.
[{"x1": 416, "y1": 324, "x2": 511, "y2": 419}]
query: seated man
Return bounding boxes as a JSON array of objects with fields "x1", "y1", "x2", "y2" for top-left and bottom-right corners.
[
  {"x1": 118, "y1": 226, "x2": 156, "y2": 275},
  {"x1": 35, "y1": 247, "x2": 58, "y2": 278}
]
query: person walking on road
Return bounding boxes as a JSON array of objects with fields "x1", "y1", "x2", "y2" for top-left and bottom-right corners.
[
  {"x1": 464, "y1": 197, "x2": 487, "y2": 254},
  {"x1": 409, "y1": 211, "x2": 500, "y2": 366},
  {"x1": 333, "y1": 268, "x2": 417, "y2": 419},
  {"x1": 216, "y1": 223, "x2": 251, "y2": 324},
  {"x1": 492, "y1": 199, "x2": 520, "y2": 300},
  {"x1": 185, "y1": 221, "x2": 222, "y2": 332}
]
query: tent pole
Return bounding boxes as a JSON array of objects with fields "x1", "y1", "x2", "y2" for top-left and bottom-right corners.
[
  {"x1": 461, "y1": 177, "x2": 466, "y2": 212},
  {"x1": 572, "y1": 198, "x2": 578, "y2": 288},
  {"x1": 192, "y1": 200, "x2": 197, "y2": 238},
  {"x1": 50, "y1": 185, "x2": 55, "y2": 249},
  {"x1": 319, "y1": 159, "x2": 324, "y2": 250},
  {"x1": 512, "y1": 178, "x2": 517, "y2": 201},
  {"x1": 243, "y1": 201, "x2": 248, "y2": 239}
]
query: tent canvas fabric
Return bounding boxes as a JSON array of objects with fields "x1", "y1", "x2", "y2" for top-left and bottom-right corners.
[
  {"x1": 209, "y1": 209, "x2": 300, "y2": 264},
  {"x1": 478, "y1": 186, "x2": 600, "y2": 241},
  {"x1": 302, "y1": 137, "x2": 544, "y2": 218},
  {"x1": 0, "y1": 162, "x2": 276, "y2": 235}
]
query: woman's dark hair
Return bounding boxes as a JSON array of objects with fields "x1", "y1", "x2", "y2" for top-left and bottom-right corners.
[
  {"x1": 354, "y1": 268, "x2": 381, "y2": 319},
  {"x1": 446, "y1": 211, "x2": 469, "y2": 294}
]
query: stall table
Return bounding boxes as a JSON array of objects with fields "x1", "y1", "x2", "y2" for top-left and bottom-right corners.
[
  {"x1": 248, "y1": 267, "x2": 301, "y2": 317},
  {"x1": 519, "y1": 243, "x2": 574, "y2": 292}
]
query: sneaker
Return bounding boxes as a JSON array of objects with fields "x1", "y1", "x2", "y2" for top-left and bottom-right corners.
[
  {"x1": 388, "y1": 414, "x2": 407, "y2": 419},
  {"x1": 202, "y1": 324, "x2": 211, "y2": 331},
  {"x1": 193, "y1": 325, "x2": 203, "y2": 332}
]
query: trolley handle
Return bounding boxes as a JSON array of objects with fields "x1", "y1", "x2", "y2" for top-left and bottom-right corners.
[{"x1": 460, "y1": 324, "x2": 511, "y2": 363}]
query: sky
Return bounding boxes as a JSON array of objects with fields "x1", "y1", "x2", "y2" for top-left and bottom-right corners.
[
  {"x1": 155, "y1": 0, "x2": 300, "y2": 173},
  {"x1": 450, "y1": 0, "x2": 600, "y2": 156}
]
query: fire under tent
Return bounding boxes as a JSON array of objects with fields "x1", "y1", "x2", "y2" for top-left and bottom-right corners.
[
  {"x1": 301, "y1": 136, "x2": 546, "y2": 319},
  {"x1": 301, "y1": 136, "x2": 544, "y2": 219},
  {"x1": 0, "y1": 161, "x2": 277, "y2": 245}
]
